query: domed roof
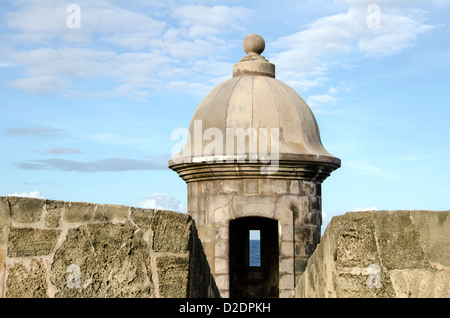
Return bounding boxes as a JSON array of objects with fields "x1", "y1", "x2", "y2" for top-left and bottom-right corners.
[{"x1": 169, "y1": 34, "x2": 340, "y2": 181}]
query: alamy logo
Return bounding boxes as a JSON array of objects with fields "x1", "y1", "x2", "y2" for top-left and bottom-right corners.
[
  {"x1": 366, "y1": 4, "x2": 381, "y2": 29},
  {"x1": 171, "y1": 120, "x2": 280, "y2": 174},
  {"x1": 66, "y1": 4, "x2": 81, "y2": 29},
  {"x1": 366, "y1": 264, "x2": 381, "y2": 289},
  {"x1": 66, "y1": 264, "x2": 81, "y2": 289}
]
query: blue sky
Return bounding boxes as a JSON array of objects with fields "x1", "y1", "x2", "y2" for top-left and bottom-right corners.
[{"x1": 1, "y1": 0, "x2": 449, "y2": 230}]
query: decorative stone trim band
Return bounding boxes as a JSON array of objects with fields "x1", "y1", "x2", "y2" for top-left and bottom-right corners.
[{"x1": 169, "y1": 156, "x2": 340, "y2": 183}]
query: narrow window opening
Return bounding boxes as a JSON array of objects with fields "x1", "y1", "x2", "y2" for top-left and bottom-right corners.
[{"x1": 249, "y1": 230, "x2": 261, "y2": 267}]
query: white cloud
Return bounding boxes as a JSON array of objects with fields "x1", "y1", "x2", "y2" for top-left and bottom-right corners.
[
  {"x1": 172, "y1": 5, "x2": 251, "y2": 38},
  {"x1": 307, "y1": 94, "x2": 338, "y2": 108},
  {"x1": 14, "y1": 158, "x2": 166, "y2": 172},
  {"x1": 352, "y1": 206, "x2": 378, "y2": 212},
  {"x1": 138, "y1": 193, "x2": 186, "y2": 213},
  {"x1": 345, "y1": 160, "x2": 397, "y2": 179},
  {"x1": 4, "y1": 126, "x2": 68, "y2": 138},
  {"x1": 8, "y1": 75, "x2": 64, "y2": 94},
  {"x1": 7, "y1": 191, "x2": 44, "y2": 199},
  {"x1": 41, "y1": 147, "x2": 81, "y2": 155},
  {"x1": 271, "y1": 2, "x2": 435, "y2": 91},
  {"x1": 1, "y1": 2, "x2": 246, "y2": 98},
  {"x1": 0, "y1": 1, "x2": 440, "y2": 98}
]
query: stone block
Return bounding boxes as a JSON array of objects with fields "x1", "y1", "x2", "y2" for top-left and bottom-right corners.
[
  {"x1": 205, "y1": 180, "x2": 219, "y2": 195},
  {"x1": 207, "y1": 195, "x2": 229, "y2": 212},
  {"x1": 45, "y1": 200, "x2": 64, "y2": 228},
  {"x1": 214, "y1": 240, "x2": 228, "y2": 258},
  {"x1": 280, "y1": 241, "x2": 294, "y2": 258},
  {"x1": 63, "y1": 202, "x2": 96, "y2": 223},
  {"x1": 156, "y1": 256, "x2": 189, "y2": 298},
  {"x1": 130, "y1": 207, "x2": 155, "y2": 231},
  {"x1": 5, "y1": 259, "x2": 48, "y2": 298},
  {"x1": 289, "y1": 180, "x2": 299, "y2": 194},
  {"x1": 273, "y1": 205, "x2": 293, "y2": 227},
  {"x1": 280, "y1": 289, "x2": 294, "y2": 298},
  {"x1": 214, "y1": 257, "x2": 228, "y2": 274},
  {"x1": 333, "y1": 213, "x2": 379, "y2": 268},
  {"x1": 219, "y1": 180, "x2": 243, "y2": 194},
  {"x1": 8, "y1": 228, "x2": 61, "y2": 257},
  {"x1": 260, "y1": 179, "x2": 287, "y2": 195},
  {"x1": 295, "y1": 226, "x2": 314, "y2": 243},
  {"x1": 0, "y1": 248, "x2": 5, "y2": 296},
  {"x1": 295, "y1": 210, "x2": 450, "y2": 298},
  {"x1": 187, "y1": 185, "x2": 199, "y2": 214},
  {"x1": 214, "y1": 205, "x2": 231, "y2": 225},
  {"x1": 233, "y1": 195, "x2": 275, "y2": 218},
  {"x1": 215, "y1": 226, "x2": 228, "y2": 241},
  {"x1": 279, "y1": 225, "x2": 293, "y2": 241},
  {"x1": 410, "y1": 211, "x2": 450, "y2": 268},
  {"x1": 336, "y1": 270, "x2": 395, "y2": 298},
  {"x1": 50, "y1": 222, "x2": 154, "y2": 298},
  {"x1": 310, "y1": 196, "x2": 321, "y2": 211},
  {"x1": 279, "y1": 257, "x2": 294, "y2": 273},
  {"x1": 0, "y1": 198, "x2": 10, "y2": 246},
  {"x1": 152, "y1": 210, "x2": 192, "y2": 253},
  {"x1": 215, "y1": 273, "x2": 229, "y2": 290},
  {"x1": 372, "y1": 211, "x2": 429, "y2": 270},
  {"x1": 197, "y1": 225, "x2": 213, "y2": 243},
  {"x1": 389, "y1": 269, "x2": 450, "y2": 298},
  {"x1": 9, "y1": 196, "x2": 45, "y2": 224},
  {"x1": 244, "y1": 179, "x2": 260, "y2": 195},
  {"x1": 300, "y1": 181, "x2": 315, "y2": 196},
  {"x1": 93, "y1": 204, "x2": 129, "y2": 222},
  {"x1": 279, "y1": 273, "x2": 294, "y2": 290}
]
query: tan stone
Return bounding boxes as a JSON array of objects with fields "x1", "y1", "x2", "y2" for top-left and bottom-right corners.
[
  {"x1": 410, "y1": 210, "x2": 450, "y2": 268},
  {"x1": 372, "y1": 211, "x2": 429, "y2": 270},
  {"x1": 244, "y1": 179, "x2": 260, "y2": 195},
  {"x1": 219, "y1": 180, "x2": 243, "y2": 194},
  {"x1": 5, "y1": 259, "x2": 48, "y2": 298},
  {"x1": 214, "y1": 206, "x2": 230, "y2": 225},
  {"x1": 1, "y1": 197, "x2": 220, "y2": 298},
  {"x1": 0, "y1": 197, "x2": 10, "y2": 246},
  {"x1": 156, "y1": 256, "x2": 189, "y2": 298},
  {"x1": 9, "y1": 196, "x2": 45, "y2": 224},
  {"x1": 63, "y1": 202, "x2": 96, "y2": 223},
  {"x1": 44, "y1": 200, "x2": 64, "y2": 228},
  {"x1": 50, "y1": 222, "x2": 154, "y2": 298},
  {"x1": 93, "y1": 204, "x2": 129, "y2": 222},
  {"x1": 8, "y1": 228, "x2": 61, "y2": 257},
  {"x1": 279, "y1": 273, "x2": 294, "y2": 290},
  {"x1": 215, "y1": 226, "x2": 228, "y2": 241},
  {"x1": 389, "y1": 269, "x2": 450, "y2": 298},
  {"x1": 130, "y1": 207, "x2": 155, "y2": 231},
  {"x1": 295, "y1": 211, "x2": 450, "y2": 298},
  {"x1": 215, "y1": 257, "x2": 228, "y2": 274},
  {"x1": 289, "y1": 180, "x2": 299, "y2": 194},
  {"x1": 233, "y1": 195, "x2": 275, "y2": 218},
  {"x1": 214, "y1": 241, "x2": 228, "y2": 258},
  {"x1": 152, "y1": 210, "x2": 192, "y2": 254}
]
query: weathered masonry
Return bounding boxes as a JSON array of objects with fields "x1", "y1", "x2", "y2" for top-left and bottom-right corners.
[
  {"x1": 169, "y1": 34, "x2": 341, "y2": 297},
  {"x1": 0, "y1": 196, "x2": 219, "y2": 298}
]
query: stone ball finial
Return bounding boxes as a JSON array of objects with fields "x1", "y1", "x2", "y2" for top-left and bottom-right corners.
[{"x1": 243, "y1": 34, "x2": 265, "y2": 56}]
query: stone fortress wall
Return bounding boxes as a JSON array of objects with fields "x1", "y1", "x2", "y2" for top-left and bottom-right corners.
[
  {"x1": 1, "y1": 196, "x2": 449, "y2": 298},
  {"x1": 0, "y1": 196, "x2": 219, "y2": 298},
  {"x1": 295, "y1": 210, "x2": 450, "y2": 298}
]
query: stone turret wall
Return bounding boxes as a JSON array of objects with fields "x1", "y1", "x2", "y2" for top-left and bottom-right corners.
[
  {"x1": 295, "y1": 210, "x2": 450, "y2": 298},
  {"x1": 188, "y1": 178, "x2": 323, "y2": 298},
  {"x1": 0, "y1": 196, "x2": 219, "y2": 298}
]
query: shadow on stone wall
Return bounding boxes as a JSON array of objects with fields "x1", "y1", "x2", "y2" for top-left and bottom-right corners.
[{"x1": 0, "y1": 196, "x2": 219, "y2": 298}]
